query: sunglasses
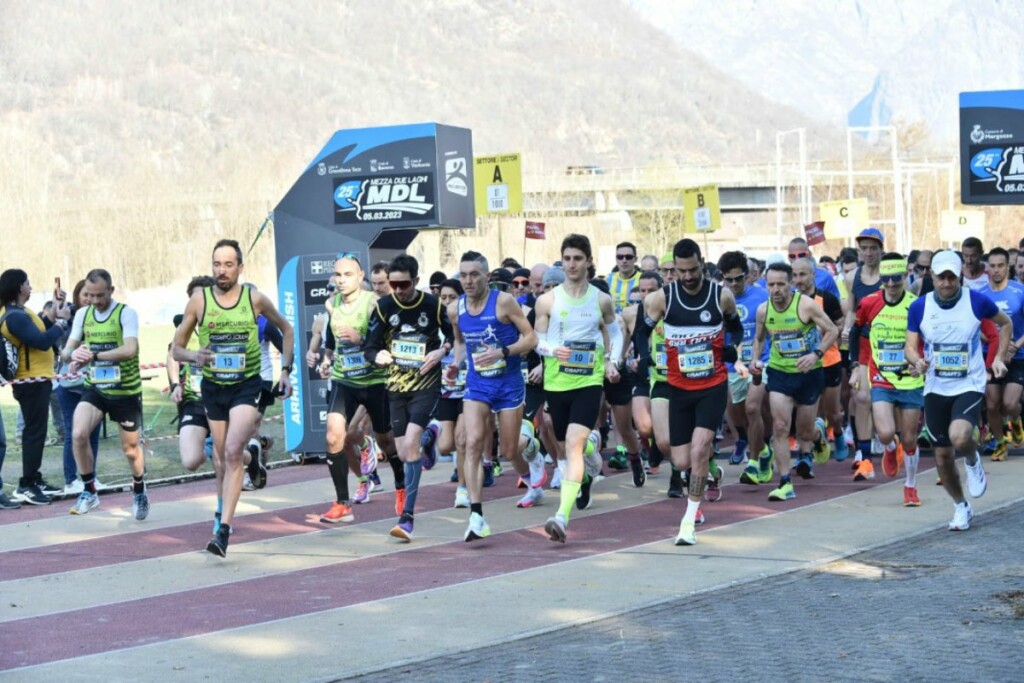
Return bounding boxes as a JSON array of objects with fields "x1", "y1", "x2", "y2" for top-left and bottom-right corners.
[
  {"x1": 722, "y1": 275, "x2": 746, "y2": 284},
  {"x1": 880, "y1": 275, "x2": 904, "y2": 284},
  {"x1": 512, "y1": 279, "x2": 529, "y2": 286},
  {"x1": 788, "y1": 252, "x2": 809, "y2": 260},
  {"x1": 616, "y1": 254, "x2": 635, "y2": 260},
  {"x1": 389, "y1": 280, "x2": 414, "y2": 291},
  {"x1": 337, "y1": 251, "x2": 361, "y2": 265},
  {"x1": 915, "y1": 265, "x2": 931, "y2": 273}
]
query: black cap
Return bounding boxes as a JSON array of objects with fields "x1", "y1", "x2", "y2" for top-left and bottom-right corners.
[
  {"x1": 489, "y1": 268, "x2": 513, "y2": 290},
  {"x1": 512, "y1": 268, "x2": 531, "y2": 280},
  {"x1": 429, "y1": 271, "x2": 447, "y2": 287}
]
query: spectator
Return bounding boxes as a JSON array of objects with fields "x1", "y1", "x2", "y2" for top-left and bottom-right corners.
[
  {"x1": 54, "y1": 279, "x2": 101, "y2": 494},
  {"x1": 0, "y1": 269, "x2": 71, "y2": 506}
]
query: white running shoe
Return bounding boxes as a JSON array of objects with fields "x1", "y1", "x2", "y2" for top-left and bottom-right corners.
[
  {"x1": 674, "y1": 518, "x2": 697, "y2": 546},
  {"x1": 242, "y1": 472, "x2": 256, "y2": 491},
  {"x1": 69, "y1": 490, "x2": 100, "y2": 515},
  {"x1": 948, "y1": 501, "x2": 974, "y2": 531},
  {"x1": 965, "y1": 454, "x2": 987, "y2": 498},
  {"x1": 464, "y1": 512, "x2": 491, "y2": 541},
  {"x1": 551, "y1": 467, "x2": 563, "y2": 489},
  {"x1": 64, "y1": 479, "x2": 84, "y2": 496},
  {"x1": 453, "y1": 486, "x2": 470, "y2": 508},
  {"x1": 516, "y1": 486, "x2": 544, "y2": 508},
  {"x1": 528, "y1": 447, "x2": 547, "y2": 488}
]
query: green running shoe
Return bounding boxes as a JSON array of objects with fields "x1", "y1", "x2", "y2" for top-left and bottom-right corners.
[{"x1": 768, "y1": 480, "x2": 796, "y2": 501}]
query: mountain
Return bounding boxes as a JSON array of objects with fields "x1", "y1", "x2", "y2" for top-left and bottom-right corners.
[
  {"x1": 632, "y1": 0, "x2": 1024, "y2": 146},
  {"x1": 0, "y1": 0, "x2": 841, "y2": 289}
]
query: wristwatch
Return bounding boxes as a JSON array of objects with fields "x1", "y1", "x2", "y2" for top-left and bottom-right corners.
[
  {"x1": 501, "y1": 347, "x2": 510, "y2": 359},
  {"x1": 281, "y1": 365, "x2": 293, "y2": 374},
  {"x1": 813, "y1": 349, "x2": 824, "y2": 359}
]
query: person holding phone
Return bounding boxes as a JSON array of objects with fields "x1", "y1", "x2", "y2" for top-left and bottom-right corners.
[{"x1": 0, "y1": 269, "x2": 71, "y2": 507}]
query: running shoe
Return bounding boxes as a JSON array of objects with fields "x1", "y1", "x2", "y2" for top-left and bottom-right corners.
[
  {"x1": 492, "y1": 462, "x2": 503, "y2": 477},
  {"x1": 544, "y1": 513, "x2": 567, "y2": 543},
  {"x1": 63, "y1": 479, "x2": 84, "y2": 496},
  {"x1": 584, "y1": 430, "x2": 600, "y2": 458},
  {"x1": 948, "y1": 501, "x2": 973, "y2": 531},
  {"x1": 853, "y1": 459, "x2": 875, "y2": 481},
  {"x1": 881, "y1": 442, "x2": 899, "y2": 477},
  {"x1": 812, "y1": 418, "x2": 830, "y2": 464},
  {"x1": 206, "y1": 525, "x2": 230, "y2": 557},
  {"x1": 609, "y1": 446, "x2": 629, "y2": 471},
  {"x1": 320, "y1": 502, "x2": 355, "y2": 524},
  {"x1": 551, "y1": 468, "x2": 562, "y2": 489},
  {"x1": 795, "y1": 455, "x2": 815, "y2": 479},
  {"x1": 517, "y1": 476, "x2": 528, "y2": 489},
  {"x1": 768, "y1": 480, "x2": 796, "y2": 501},
  {"x1": 482, "y1": 464, "x2": 495, "y2": 487},
  {"x1": 516, "y1": 486, "x2": 544, "y2": 508},
  {"x1": 729, "y1": 439, "x2": 749, "y2": 466},
  {"x1": 740, "y1": 446, "x2": 774, "y2": 485},
  {"x1": 695, "y1": 508, "x2": 706, "y2": 525},
  {"x1": 903, "y1": 486, "x2": 921, "y2": 507},
  {"x1": 37, "y1": 479, "x2": 62, "y2": 496},
  {"x1": 871, "y1": 434, "x2": 884, "y2": 456},
  {"x1": 389, "y1": 514, "x2": 414, "y2": 542},
  {"x1": 259, "y1": 435, "x2": 274, "y2": 460},
  {"x1": 450, "y1": 467, "x2": 459, "y2": 483},
  {"x1": 14, "y1": 484, "x2": 51, "y2": 506},
  {"x1": 577, "y1": 474, "x2": 594, "y2": 510},
  {"x1": 369, "y1": 470, "x2": 383, "y2": 489},
  {"x1": 1011, "y1": 418, "x2": 1024, "y2": 446},
  {"x1": 360, "y1": 437, "x2": 379, "y2": 475},
  {"x1": 133, "y1": 489, "x2": 150, "y2": 521},
  {"x1": 246, "y1": 439, "x2": 267, "y2": 489},
  {"x1": 353, "y1": 480, "x2": 371, "y2": 504},
  {"x1": 528, "y1": 449, "x2": 547, "y2": 489},
  {"x1": 583, "y1": 445, "x2": 603, "y2": 482},
  {"x1": 667, "y1": 468, "x2": 684, "y2": 498},
  {"x1": 674, "y1": 519, "x2": 696, "y2": 546},
  {"x1": 69, "y1": 490, "x2": 99, "y2": 515},
  {"x1": 394, "y1": 488, "x2": 407, "y2": 516},
  {"x1": 991, "y1": 440, "x2": 1009, "y2": 462},
  {"x1": 464, "y1": 512, "x2": 490, "y2": 542},
  {"x1": 0, "y1": 492, "x2": 20, "y2": 510},
  {"x1": 242, "y1": 472, "x2": 256, "y2": 491},
  {"x1": 704, "y1": 473, "x2": 721, "y2": 502},
  {"x1": 454, "y1": 486, "x2": 470, "y2": 508},
  {"x1": 420, "y1": 424, "x2": 438, "y2": 471},
  {"x1": 917, "y1": 426, "x2": 933, "y2": 450},
  {"x1": 965, "y1": 455, "x2": 987, "y2": 498},
  {"x1": 834, "y1": 436, "x2": 850, "y2": 462},
  {"x1": 629, "y1": 455, "x2": 646, "y2": 488}
]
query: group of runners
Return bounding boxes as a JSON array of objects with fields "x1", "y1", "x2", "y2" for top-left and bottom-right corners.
[{"x1": 5, "y1": 228, "x2": 1017, "y2": 556}]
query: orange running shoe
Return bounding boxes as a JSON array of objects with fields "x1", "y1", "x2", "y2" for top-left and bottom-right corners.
[
  {"x1": 853, "y1": 459, "x2": 875, "y2": 481},
  {"x1": 881, "y1": 442, "x2": 899, "y2": 477},
  {"x1": 903, "y1": 486, "x2": 921, "y2": 507},
  {"x1": 319, "y1": 502, "x2": 354, "y2": 524},
  {"x1": 395, "y1": 487, "x2": 407, "y2": 516}
]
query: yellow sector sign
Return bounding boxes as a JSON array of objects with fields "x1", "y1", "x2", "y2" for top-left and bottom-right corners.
[
  {"x1": 682, "y1": 185, "x2": 721, "y2": 233},
  {"x1": 818, "y1": 198, "x2": 869, "y2": 238},
  {"x1": 939, "y1": 209, "x2": 985, "y2": 242},
  {"x1": 473, "y1": 153, "x2": 522, "y2": 215}
]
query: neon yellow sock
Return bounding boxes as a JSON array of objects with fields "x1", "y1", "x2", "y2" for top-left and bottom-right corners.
[{"x1": 559, "y1": 479, "x2": 581, "y2": 521}]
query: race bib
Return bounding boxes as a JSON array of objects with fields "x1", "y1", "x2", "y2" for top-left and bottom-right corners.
[
  {"x1": 775, "y1": 331, "x2": 809, "y2": 358},
  {"x1": 678, "y1": 342, "x2": 714, "y2": 378},
  {"x1": 212, "y1": 353, "x2": 245, "y2": 371},
  {"x1": 391, "y1": 338, "x2": 427, "y2": 368},
  {"x1": 933, "y1": 343, "x2": 969, "y2": 379},
  {"x1": 876, "y1": 340, "x2": 906, "y2": 373},
  {"x1": 739, "y1": 342, "x2": 753, "y2": 363},
  {"x1": 188, "y1": 365, "x2": 203, "y2": 393},
  {"x1": 561, "y1": 340, "x2": 597, "y2": 375},
  {"x1": 654, "y1": 343, "x2": 668, "y2": 372},
  {"x1": 90, "y1": 365, "x2": 121, "y2": 383},
  {"x1": 471, "y1": 343, "x2": 507, "y2": 378}
]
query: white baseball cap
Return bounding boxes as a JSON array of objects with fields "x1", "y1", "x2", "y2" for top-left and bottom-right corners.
[{"x1": 931, "y1": 250, "x2": 962, "y2": 278}]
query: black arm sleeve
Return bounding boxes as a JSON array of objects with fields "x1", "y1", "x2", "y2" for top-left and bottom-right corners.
[
  {"x1": 324, "y1": 324, "x2": 336, "y2": 352},
  {"x1": 633, "y1": 311, "x2": 655, "y2": 365},
  {"x1": 362, "y1": 303, "x2": 387, "y2": 364},
  {"x1": 263, "y1": 321, "x2": 284, "y2": 354},
  {"x1": 723, "y1": 312, "x2": 744, "y2": 347},
  {"x1": 438, "y1": 300, "x2": 454, "y2": 348},
  {"x1": 849, "y1": 323, "x2": 863, "y2": 362},
  {"x1": 6, "y1": 312, "x2": 64, "y2": 351}
]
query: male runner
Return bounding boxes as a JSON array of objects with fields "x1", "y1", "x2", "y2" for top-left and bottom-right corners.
[
  {"x1": 843, "y1": 228, "x2": 884, "y2": 479},
  {"x1": 787, "y1": 237, "x2": 841, "y2": 299},
  {"x1": 370, "y1": 262, "x2": 393, "y2": 299},
  {"x1": 447, "y1": 251, "x2": 538, "y2": 541},
  {"x1": 978, "y1": 247, "x2": 1024, "y2": 461},
  {"x1": 717, "y1": 252, "x2": 770, "y2": 475},
  {"x1": 751, "y1": 262, "x2": 839, "y2": 501},
  {"x1": 364, "y1": 254, "x2": 453, "y2": 542},
  {"x1": 316, "y1": 254, "x2": 399, "y2": 524},
  {"x1": 534, "y1": 234, "x2": 622, "y2": 543},
  {"x1": 905, "y1": 250, "x2": 1010, "y2": 530},
  {"x1": 851, "y1": 253, "x2": 925, "y2": 505},
  {"x1": 637, "y1": 239, "x2": 745, "y2": 545},
  {"x1": 62, "y1": 269, "x2": 148, "y2": 520},
  {"x1": 173, "y1": 240, "x2": 294, "y2": 556},
  {"x1": 608, "y1": 242, "x2": 641, "y2": 312},
  {"x1": 168, "y1": 276, "x2": 215, "y2": 473},
  {"x1": 961, "y1": 237, "x2": 989, "y2": 291}
]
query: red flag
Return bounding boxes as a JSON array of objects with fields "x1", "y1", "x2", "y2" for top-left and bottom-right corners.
[
  {"x1": 804, "y1": 221, "x2": 826, "y2": 246},
  {"x1": 525, "y1": 221, "x2": 546, "y2": 240}
]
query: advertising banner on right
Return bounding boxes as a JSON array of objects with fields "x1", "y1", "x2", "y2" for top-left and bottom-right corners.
[{"x1": 960, "y1": 90, "x2": 1024, "y2": 205}]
